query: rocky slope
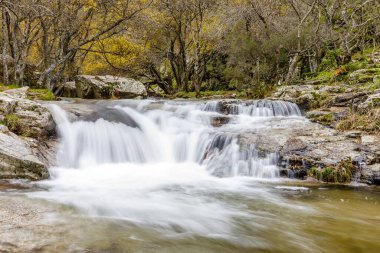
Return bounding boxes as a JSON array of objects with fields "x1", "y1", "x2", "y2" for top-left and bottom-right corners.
[
  {"x1": 269, "y1": 48, "x2": 380, "y2": 184},
  {"x1": 0, "y1": 87, "x2": 56, "y2": 180}
]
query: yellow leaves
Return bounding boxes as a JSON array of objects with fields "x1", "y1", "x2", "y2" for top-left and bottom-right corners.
[{"x1": 81, "y1": 36, "x2": 145, "y2": 75}]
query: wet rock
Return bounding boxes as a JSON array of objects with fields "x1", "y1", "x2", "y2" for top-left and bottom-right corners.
[
  {"x1": 237, "y1": 117, "x2": 369, "y2": 182},
  {"x1": 0, "y1": 125, "x2": 49, "y2": 180},
  {"x1": 210, "y1": 116, "x2": 230, "y2": 127},
  {"x1": 75, "y1": 75, "x2": 147, "y2": 99},
  {"x1": 361, "y1": 164, "x2": 380, "y2": 185}
]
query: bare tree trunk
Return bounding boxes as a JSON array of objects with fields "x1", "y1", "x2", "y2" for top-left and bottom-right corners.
[
  {"x1": 285, "y1": 0, "x2": 317, "y2": 84},
  {"x1": 2, "y1": 8, "x2": 9, "y2": 85}
]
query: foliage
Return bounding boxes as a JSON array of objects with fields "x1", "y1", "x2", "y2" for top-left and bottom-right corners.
[
  {"x1": 308, "y1": 159, "x2": 356, "y2": 183},
  {"x1": 0, "y1": 0, "x2": 379, "y2": 96},
  {"x1": 4, "y1": 114, "x2": 20, "y2": 133},
  {"x1": 319, "y1": 50, "x2": 342, "y2": 71}
]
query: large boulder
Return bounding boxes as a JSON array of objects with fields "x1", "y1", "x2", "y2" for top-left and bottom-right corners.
[
  {"x1": 0, "y1": 125, "x2": 49, "y2": 180},
  {"x1": 54, "y1": 81, "x2": 77, "y2": 98},
  {"x1": 75, "y1": 75, "x2": 147, "y2": 99},
  {"x1": 0, "y1": 87, "x2": 55, "y2": 139}
]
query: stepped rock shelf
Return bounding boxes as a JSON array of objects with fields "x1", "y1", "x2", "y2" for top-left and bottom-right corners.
[{"x1": 0, "y1": 88, "x2": 379, "y2": 184}]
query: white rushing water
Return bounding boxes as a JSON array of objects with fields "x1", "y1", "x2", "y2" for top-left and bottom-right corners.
[{"x1": 34, "y1": 99, "x2": 308, "y2": 237}]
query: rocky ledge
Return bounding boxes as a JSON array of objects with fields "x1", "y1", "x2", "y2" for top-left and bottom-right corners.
[
  {"x1": 0, "y1": 87, "x2": 56, "y2": 180},
  {"x1": 268, "y1": 51, "x2": 380, "y2": 184},
  {"x1": 55, "y1": 75, "x2": 148, "y2": 99}
]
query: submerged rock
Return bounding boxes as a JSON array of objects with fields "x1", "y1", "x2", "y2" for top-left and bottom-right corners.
[{"x1": 75, "y1": 75, "x2": 147, "y2": 99}]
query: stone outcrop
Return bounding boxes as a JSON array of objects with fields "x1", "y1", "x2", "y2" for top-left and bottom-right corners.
[
  {"x1": 0, "y1": 87, "x2": 56, "y2": 180},
  {"x1": 75, "y1": 75, "x2": 147, "y2": 99},
  {"x1": 0, "y1": 125, "x2": 49, "y2": 180},
  {"x1": 0, "y1": 87, "x2": 55, "y2": 139},
  {"x1": 54, "y1": 81, "x2": 77, "y2": 98},
  {"x1": 237, "y1": 118, "x2": 378, "y2": 184}
]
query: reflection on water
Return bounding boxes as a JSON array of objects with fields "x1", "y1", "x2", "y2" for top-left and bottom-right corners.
[{"x1": 1, "y1": 181, "x2": 379, "y2": 253}]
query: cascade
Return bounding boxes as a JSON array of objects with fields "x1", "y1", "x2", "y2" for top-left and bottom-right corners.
[
  {"x1": 51, "y1": 100, "x2": 302, "y2": 176},
  {"x1": 34, "y1": 99, "x2": 304, "y2": 235}
]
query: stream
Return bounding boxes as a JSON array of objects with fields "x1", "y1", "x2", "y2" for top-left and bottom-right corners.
[{"x1": 0, "y1": 99, "x2": 379, "y2": 252}]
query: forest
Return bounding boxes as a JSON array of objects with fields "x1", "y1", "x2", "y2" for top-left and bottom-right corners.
[{"x1": 1, "y1": 0, "x2": 379, "y2": 97}]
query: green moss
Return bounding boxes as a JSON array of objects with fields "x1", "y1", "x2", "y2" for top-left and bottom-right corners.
[
  {"x1": 27, "y1": 88, "x2": 55, "y2": 101},
  {"x1": 319, "y1": 50, "x2": 342, "y2": 71},
  {"x1": 371, "y1": 98, "x2": 380, "y2": 107},
  {"x1": 344, "y1": 60, "x2": 369, "y2": 72},
  {"x1": 308, "y1": 159, "x2": 355, "y2": 183},
  {"x1": 314, "y1": 71, "x2": 335, "y2": 81},
  {"x1": 310, "y1": 92, "x2": 328, "y2": 109},
  {"x1": 4, "y1": 114, "x2": 20, "y2": 133},
  {"x1": 0, "y1": 83, "x2": 20, "y2": 92},
  {"x1": 336, "y1": 87, "x2": 346, "y2": 93},
  {"x1": 319, "y1": 113, "x2": 334, "y2": 123}
]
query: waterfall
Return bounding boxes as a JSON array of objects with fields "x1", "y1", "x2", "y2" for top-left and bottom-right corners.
[
  {"x1": 50, "y1": 100, "x2": 300, "y2": 176},
  {"x1": 34, "y1": 99, "x2": 304, "y2": 235}
]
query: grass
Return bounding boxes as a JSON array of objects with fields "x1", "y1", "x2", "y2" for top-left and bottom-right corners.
[
  {"x1": 336, "y1": 110, "x2": 380, "y2": 133},
  {"x1": 1, "y1": 83, "x2": 55, "y2": 101},
  {"x1": 27, "y1": 88, "x2": 55, "y2": 101},
  {"x1": 308, "y1": 159, "x2": 356, "y2": 183},
  {"x1": 314, "y1": 71, "x2": 335, "y2": 81},
  {"x1": 0, "y1": 83, "x2": 19, "y2": 92},
  {"x1": 4, "y1": 114, "x2": 20, "y2": 133}
]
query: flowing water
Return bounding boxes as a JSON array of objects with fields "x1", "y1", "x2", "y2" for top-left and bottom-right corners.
[{"x1": 1, "y1": 99, "x2": 379, "y2": 253}]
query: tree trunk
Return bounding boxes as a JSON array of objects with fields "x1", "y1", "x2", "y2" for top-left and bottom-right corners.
[{"x1": 2, "y1": 8, "x2": 9, "y2": 85}]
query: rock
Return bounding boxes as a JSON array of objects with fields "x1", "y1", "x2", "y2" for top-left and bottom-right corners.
[
  {"x1": 0, "y1": 89, "x2": 56, "y2": 139},
  {"x1": 344, "y1": 130, "x2": 362, "y2": 139},
  {"x1": 55, "y1": 81, "x2": 77, "y2": 98},
  {"x1": 210, "y1": 116, "x2": 230, "y2": 127},
  {"x1": 0, "y1": 126, "x2": 49, "y2": 180},
  {"x1": 349, "y1": 68, "x2": 380, "y2": 83},
  {"x1": 357, "y1": 93, "x2": 380, "y2": 113},
  {"x1": 75, "y1": 75, "x2": 112, "y2": 99},
  {"x1": 281, "y1": 138, "x2": 308, "y2": 155},
  {"x1": 361, "y1": 164, "x2": 380, "y2": 185},
  {"x1": 2, "y1": 86, "x2": 29, "y2": 99},
  {"x1": 306, "y1": 107, "x2": 350, "y2": 127},
  {"x1": 75, "y1": 75, "x2": 147, "y2": 99},
  {"x1": 327, "y1": 92, "x2": 368, "y2": 107}
]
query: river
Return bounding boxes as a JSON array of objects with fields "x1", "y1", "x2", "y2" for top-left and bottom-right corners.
[{"x1": 0, "y1": 99, "x2": 379, "y2": 252}]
